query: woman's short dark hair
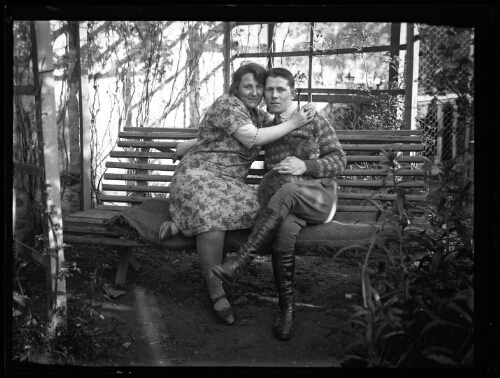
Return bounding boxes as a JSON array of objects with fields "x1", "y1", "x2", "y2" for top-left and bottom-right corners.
[
  {"x1": 266, "y1": 67, "x2": 295, "y2": 89},
  {"x1": 229, "y1": 63, "x2": 267, "y2": 95}
]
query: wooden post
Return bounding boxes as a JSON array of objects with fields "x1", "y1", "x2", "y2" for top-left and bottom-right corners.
[
  {"x1": 400, "y1": 24, "x2": 420, "y2": 181},
  {"x1": 403, "y1": 23, "x2": 420, "y2": 131},
  {"x1": 77, "y1": 21, "x2": 92, "y2": 210},
  {"x1": 464, "y1": 114, "x2": 470, "y2": 161},
  {"x1": 436, "y1": 101, "x2": 444, "y2": 165},
  {"x1": 67, "y1": 22, "x2": 81, "y2": 178},
  {"x1": 115, "y1": 247, "x2": 133, "y2": 288},
  {"x1": 451, "y1": 99, "x2": 458, "y2": 159},
  {"x1": 267, "y1": 22, "x2": 275, "y2": 69},
  {"x1": 395, "y1": 23, "x2": 407, "y2": 123},
  {"x1": 223, "y1": 22, "x2": 232, "y2": 93},
  {"x1": 388, "y1": 23, "x2": 401, "y2": 86},
  {"x1": 34, "y1": 21, "x2": 67, "y2": 323},
  {"x1": 137, "y1": 138, "x2": 151, "y2": 198},
  {"x1": 188, "y1": 23, "x2": 201, "y2": 128},
  {"x1": 308, "y1": 22, "x2": 314, "y2": 102},
  {"x1": 386, "y1": 23, "x2": 404, "y2": 126}
]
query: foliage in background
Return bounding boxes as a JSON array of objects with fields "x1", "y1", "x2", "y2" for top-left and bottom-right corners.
[
  {"x1": 13, "y1": 22, "x2": 44, "y2": 242},
  {"x1": 318, "y1": 40, "x2": 405, "y2": 134},
  {"x1": 12, "y1": 248, "x2": 123, "y2": 364},
  {"x1": 13, "y1": 21, "x2": 471, "y2": 213},
  {"x1": 415, "y1": 25, "x2": 474, "y2": 162},
  {"x1": 335, "y1": 26, "x2": 474, "y2": 368},
  {"x1": 85, "y1": 21, "x2": 225, "y2": 205},
  {"x1": 334, "y1": 150, "x2": 473, "y2": 367}
]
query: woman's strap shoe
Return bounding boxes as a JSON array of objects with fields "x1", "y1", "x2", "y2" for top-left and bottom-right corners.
[
  {"x1": 212, "y1": 294, "x2": 235, "y2": 326},
  {"x1": 158, "y1": 221, "x2": 175, "y2": 241}
]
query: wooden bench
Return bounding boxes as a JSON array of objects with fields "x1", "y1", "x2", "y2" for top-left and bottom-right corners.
[{"x1": 63, "y1": 127, "x2": 430, "y2": 288}]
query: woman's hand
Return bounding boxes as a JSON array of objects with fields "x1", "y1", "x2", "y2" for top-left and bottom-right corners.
[
  {"x1": 173, "y1": 138, "x2": 197, "y2": 162},
  {"x1": 290, "y1": 106, "x2": 315, "y2": 129},
  {"x1": 301, "y1": 102, "x2": 317, "y2": 116}
]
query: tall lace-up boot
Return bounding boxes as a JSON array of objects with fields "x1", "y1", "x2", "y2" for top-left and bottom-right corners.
[
  {"x1": 211, "y1": 200, "x2": 287, "y2": 284},
  {"x1": 272, "y1": 242, "x2": 295, "y2": 340}
]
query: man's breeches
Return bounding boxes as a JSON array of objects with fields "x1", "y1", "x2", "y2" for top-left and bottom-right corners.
[
  {"x1": 266, "y1": 178, "x2": 337, "y2": 225},
  {"x1": 266, "y1": 178, "x2": 337, "y2": 252}
]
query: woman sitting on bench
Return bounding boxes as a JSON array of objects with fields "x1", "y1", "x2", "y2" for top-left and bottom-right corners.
[{"x1": 160, "y1": 63, "x2": 315, "y2": 325}]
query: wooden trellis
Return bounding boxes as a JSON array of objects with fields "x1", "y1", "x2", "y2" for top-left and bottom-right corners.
[
  {"x1": 226, "y1": 22, "x2": 420, "y2": 130},
  {"x1": 16, "y1": 19, "x2": 420, "y2": 246},
  {"x1": 76, "y1": 22, "x2": 421, "y2": 206}
]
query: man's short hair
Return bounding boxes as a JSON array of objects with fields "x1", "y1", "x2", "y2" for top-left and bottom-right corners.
[{"x1": 266, "y1": 67, "x2": 295, "y2": 89}]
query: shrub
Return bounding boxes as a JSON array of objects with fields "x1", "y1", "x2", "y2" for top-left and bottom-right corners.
[
  {"x1": 336, "y1": 152, "x2": 473, "y2": 367},
  {"x1": 12, "y1": 256, "x2": 123, "y2": 365},
  {"x1": 335, "y1": 26, "x2": 474, "y2": 368}
]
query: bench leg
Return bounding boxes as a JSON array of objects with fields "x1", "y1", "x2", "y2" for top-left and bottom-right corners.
[
  {"x1": 129, "y1": 255, "x2": 141, "y2": 272},
  {"x1": 115, "y1": 246, "x2": 133, "y2": 289}
]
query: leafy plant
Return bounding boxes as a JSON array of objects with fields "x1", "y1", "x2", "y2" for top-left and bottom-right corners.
[
  {"x1": 335, "y1": 150, "x2": 473, "y2": 367},
  {"x1": 47, "y1": 299, "x2": 124, "y2": 364},
  {"x1": 333, "y1": 25, "x2": 474, "y2": 368},
  {"x1": 13, "y1": 294, "x2": 123, "y2": 364},
  {"x1": 12, "y1": 251, "x2": 123, "y2": 364}
]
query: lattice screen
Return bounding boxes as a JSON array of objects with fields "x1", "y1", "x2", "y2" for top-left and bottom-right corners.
[{"x1": 416, "y1": 24, "x2": 474, "y2": 161}]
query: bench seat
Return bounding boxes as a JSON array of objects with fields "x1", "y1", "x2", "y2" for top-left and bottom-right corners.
[{"x1": 63, "y1": 127, "x2": 431, "y2": 287}]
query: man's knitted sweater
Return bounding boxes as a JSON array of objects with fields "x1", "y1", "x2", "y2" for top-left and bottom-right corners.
[{"x1": 263, "y1": 107, "x2": 346, "y2": 179}]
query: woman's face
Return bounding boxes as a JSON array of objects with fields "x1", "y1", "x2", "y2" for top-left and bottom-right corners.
[{"x1": 235, "y1": 73, "x2": 264, "y2": 110}]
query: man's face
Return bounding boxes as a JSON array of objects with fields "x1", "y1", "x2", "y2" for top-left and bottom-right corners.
[{"x1": 265, "y1": 76, "x2": 296, "y2": 114}]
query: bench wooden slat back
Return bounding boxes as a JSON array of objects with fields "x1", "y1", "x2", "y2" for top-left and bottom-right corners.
[
  {"x1": 63, "y1": 126, "x2": 431, "y2": 288},
  {"x1": 99, "y1": 127, "x2": 429, "y2": 214}
]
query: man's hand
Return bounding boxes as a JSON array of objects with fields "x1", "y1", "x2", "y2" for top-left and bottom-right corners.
[{"x1": 272, "y1": 156, "x2": 307, "y2": 175}]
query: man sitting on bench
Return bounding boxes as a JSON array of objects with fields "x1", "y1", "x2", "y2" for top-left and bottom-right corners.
[{"x1": 212, "y1": 67, "x2": 346, "y2": 340}]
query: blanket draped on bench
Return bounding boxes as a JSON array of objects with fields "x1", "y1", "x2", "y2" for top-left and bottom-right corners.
[
  {"x1": 103, "y1": 198, "x2": 390, "y2": 250},
  {"x1": 105, "y1": 199, "x2": 173, "y2": 244}
]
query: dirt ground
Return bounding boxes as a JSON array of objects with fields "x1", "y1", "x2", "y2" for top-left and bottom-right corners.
[{"x1": 15, "y1": 243, "x2": 368, "y2": 370}]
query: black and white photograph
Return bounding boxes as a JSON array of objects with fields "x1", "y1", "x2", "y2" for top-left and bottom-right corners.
[{"x1": 4, "y1": 2, "x2": 497, "y2": 375}]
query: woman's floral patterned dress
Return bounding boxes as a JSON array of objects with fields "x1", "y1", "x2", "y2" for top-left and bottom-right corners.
[{"x1": 169, "y1": 94, "x2": 269, "y2": 237}]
